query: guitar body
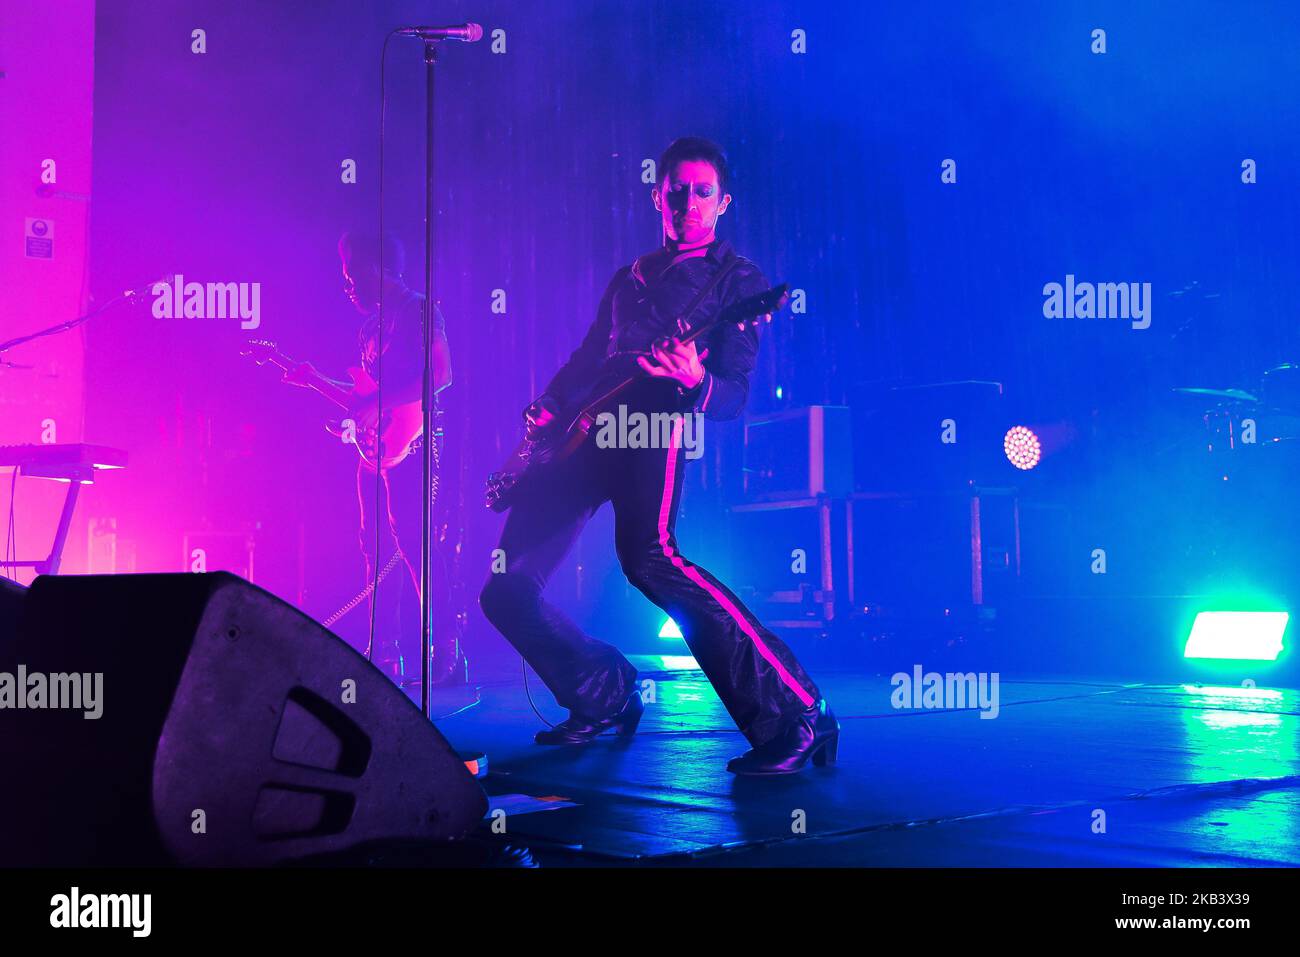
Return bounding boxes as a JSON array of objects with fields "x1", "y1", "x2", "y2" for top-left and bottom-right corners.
[
  {"x1": 242, "y1": 342, "x2": 426, "y2": 472},
  {"x1": 324, "y1": 366, "x2": 426, "y2": 472},
  {"x1": 485, "y1": 403, "x2": 598, "y2": 512}
]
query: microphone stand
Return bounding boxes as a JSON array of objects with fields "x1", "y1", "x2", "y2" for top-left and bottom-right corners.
[
  {"x1": 419, "y1": 37, "x2": 440, "y2": 719},
  {"x1": 0, "y1": 285, "x2": 149, "y2": 356}
]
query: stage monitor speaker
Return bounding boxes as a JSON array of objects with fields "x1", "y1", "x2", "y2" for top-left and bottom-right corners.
[{"x1": 0, "y1": 572, "x2": 486, "y2": 866}]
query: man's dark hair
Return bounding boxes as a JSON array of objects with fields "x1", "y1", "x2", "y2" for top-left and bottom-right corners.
[
  {"x1": 657, "y1": 136, "x2": 730, "y2": 193},
  {"x1": 338, "y1": 230, "x2": 406, "y2": 278}
]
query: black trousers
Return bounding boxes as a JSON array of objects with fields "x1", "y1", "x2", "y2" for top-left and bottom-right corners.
[{"x1": 479, "y1": 390, "x2": 822, "y2": 747}]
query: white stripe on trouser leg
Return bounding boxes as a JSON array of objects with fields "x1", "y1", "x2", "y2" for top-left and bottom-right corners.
[{"x1": 656, "y1": 416, "x2": 815, "y2": 708}]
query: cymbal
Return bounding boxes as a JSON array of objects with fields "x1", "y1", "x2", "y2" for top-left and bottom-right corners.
[{"x1": 1172, "y1": 387, "x2": 1259, "y2": 402}]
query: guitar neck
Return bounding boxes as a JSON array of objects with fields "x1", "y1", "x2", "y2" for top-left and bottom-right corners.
[
  {"x1": 569, "y1": 283, "x2": 788, "y2": 421},
  {"x1": 676, "y1": 314, "x2": 722, "y2": 348},
  {"x1": 579, "y1": 374, "x2": 640, "y2": 419},
  {"x1": 576, "y1": 308, "x2": 748, "y2": 416},
  {"x1": 262, "y1": 351, "x2": 353, "y2": 410},
  {"x1": 307, "y1": 376, "x2": 354, "y2": 411}
]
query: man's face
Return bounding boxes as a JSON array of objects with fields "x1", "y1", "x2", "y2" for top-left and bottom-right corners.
[
  {"x1": 654, "y1": 159, "x2": 731, "y2": 245},
  {"x1": 341, "y1": 256, "x2": 381, "y2": 316}
]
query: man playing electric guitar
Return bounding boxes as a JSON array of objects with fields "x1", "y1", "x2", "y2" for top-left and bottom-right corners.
[
  {"x1": 284, "y1": 231, "x2": 464, "y2": 686},
  {"x1": 479, "y1": 138, "x2": 837, "y2": 775}
]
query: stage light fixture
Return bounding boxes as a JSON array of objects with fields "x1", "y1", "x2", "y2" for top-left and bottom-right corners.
[
  {"x1": 1183, "y1": 611, "x2": 1289, "y2": 661},
  {"x1": 1003, "y1": 425, "x2": 1042, "y2": 470},
  {"x1": 658, "y1": 616, "x2": 683, "y2": 639}
]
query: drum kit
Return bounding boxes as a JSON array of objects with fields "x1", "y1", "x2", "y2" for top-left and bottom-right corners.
[{"x1": 1174, "y1": 363, "x2": 1300, "y2": 467}]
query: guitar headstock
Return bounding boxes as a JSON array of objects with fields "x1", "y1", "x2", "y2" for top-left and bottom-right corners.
[
  {"x1": 715, "y1": 283, "x2": 791, "y2": 332},
  {"x1": 241, "y1": 339, "x2": 282, "y2": 365}
]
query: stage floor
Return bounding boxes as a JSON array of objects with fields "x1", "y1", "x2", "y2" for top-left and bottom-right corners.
[{"x1": 431, "y1": 668, "x2": 1300, "y2": 866}]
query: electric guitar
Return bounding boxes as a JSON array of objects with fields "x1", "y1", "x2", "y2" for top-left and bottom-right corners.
[
  {"x1": 241, "y1": 340, "x2": 426, "y2": 471},
  {"x1": 485, "y1": 283, "x2": 791, "y2": 512}
]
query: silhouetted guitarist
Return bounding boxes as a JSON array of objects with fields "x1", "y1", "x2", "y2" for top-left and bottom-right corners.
[{"x1": 285, "y1": 231, "x2": 463, "y2": 686}]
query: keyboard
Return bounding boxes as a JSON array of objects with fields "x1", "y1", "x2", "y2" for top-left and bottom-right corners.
[{"x1": 0, "y1": 443, "x2": 128, "y2": 481}]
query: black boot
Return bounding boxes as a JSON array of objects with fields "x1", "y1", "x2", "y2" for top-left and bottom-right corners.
[
  {"x1": 534, "y1": 691, "x2": 645, "y2": 745},
  {"x1": 726, "y1": 699, "x2": 839, "y2": 776}
]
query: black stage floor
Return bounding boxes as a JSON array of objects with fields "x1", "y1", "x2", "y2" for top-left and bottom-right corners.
[{"x1": 429, "y1": 668, "x2": 1300, "y2": 867}]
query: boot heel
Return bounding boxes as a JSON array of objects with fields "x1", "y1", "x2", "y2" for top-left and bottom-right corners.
[
  {"x1": 617, "y1": 693, "x2": 645, "y2": 736},
  {"x1": 812, "y1": 732, "x2": 838, "y2": 767}
]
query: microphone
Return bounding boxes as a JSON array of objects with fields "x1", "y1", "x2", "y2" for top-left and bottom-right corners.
[
  {"x1": 396, "y1": 23, "x2": 483, "y2": 42},
  {"x1": 124, "y1": 274, "x2": 175, "y2": 301}
]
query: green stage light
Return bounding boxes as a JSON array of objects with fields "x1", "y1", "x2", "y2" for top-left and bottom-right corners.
[
  {"x1": 1183, "y1": 611, "x2": 1289, "y2": 661},
  {"x1": 658, "y1": 616, "x2": 683, "y2": 639}
]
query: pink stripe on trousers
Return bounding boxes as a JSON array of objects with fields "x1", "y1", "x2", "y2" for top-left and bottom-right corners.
[{"x1": 657, "y1": 416, "x2": 814, "y2": 708}]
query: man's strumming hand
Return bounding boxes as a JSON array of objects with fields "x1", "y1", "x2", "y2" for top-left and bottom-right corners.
[{"x1": 637, "y1": 337, "x2": 710, "y2": 391}]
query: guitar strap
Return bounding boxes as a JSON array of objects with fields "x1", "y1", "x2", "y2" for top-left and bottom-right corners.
[
  {"x1": 601, "y1": 247, "x2": 745, "y2": 366},
  {"x1": 666, "y1": 247, "x2": 745, "y2": 336}
]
